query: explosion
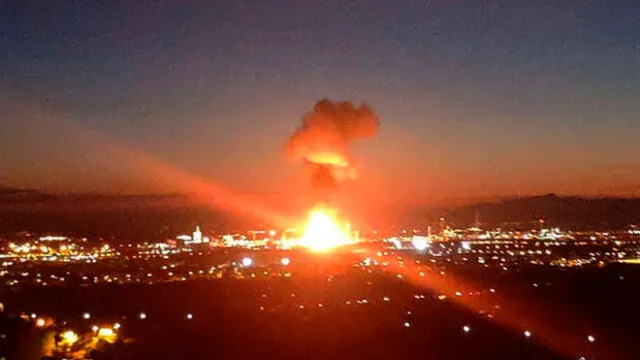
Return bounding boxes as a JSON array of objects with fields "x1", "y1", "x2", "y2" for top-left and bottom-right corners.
[
  {"x1": 300, "y1": 205, "x2": 351, "y2": 252},
  {"x1": 286, "y1": 99, "x2": 379, "y2": 190},
  {"x1": 287, "y1": 99, "x2": 379, "y2": 252}
]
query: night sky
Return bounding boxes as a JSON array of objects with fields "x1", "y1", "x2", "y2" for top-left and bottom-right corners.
[{"x1": 2, "y1": 0, "x2": 639, "y2": 205}]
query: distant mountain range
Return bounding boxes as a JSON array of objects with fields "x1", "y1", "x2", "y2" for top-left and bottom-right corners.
[
  {"x1": 430, "y1": 193, "x2": 640, "y2": 230},
  {"x1": 1, "y1": 188, "x2": 639, "y2": 233},
  {"x1": 0, "y1": 187, "x2": 229, "y2": 238},
  {"x1": 0, "y1": 186, "x2": 185, "y2": 208}
]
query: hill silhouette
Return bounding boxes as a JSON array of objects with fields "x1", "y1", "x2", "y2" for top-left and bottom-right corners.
[
  {"x1": 1, "y1": 188, "x2": 640, "y2": 234},
  {"x1": 434, "y1": 193, "x2": 640, "y2": 230}
]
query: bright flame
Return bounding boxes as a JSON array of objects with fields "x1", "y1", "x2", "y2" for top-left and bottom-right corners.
[
  {"x1": 97, "y1": 327, "x2": 117, "y2": 343},
  {"x1": 301, "y1": 206, "x2": 351, "y2": 252},
  {"x1": 60, "y1": 330, "x2": 79, "y2": 346},
  {"x1": 305, "y1": 152, "x2": 349, "y2": 167}
]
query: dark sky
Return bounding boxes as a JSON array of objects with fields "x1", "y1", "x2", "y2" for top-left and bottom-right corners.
[{"x1": 1, "y1": 0, "x2": 640, "y2": 204}]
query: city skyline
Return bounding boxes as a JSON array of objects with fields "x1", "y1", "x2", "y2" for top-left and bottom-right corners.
[{"x1": 2, "y1": 0, "x2": 639, "y2": 205}]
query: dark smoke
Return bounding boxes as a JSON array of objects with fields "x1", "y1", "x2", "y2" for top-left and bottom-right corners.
[
  {"x1": 309, "y1": 163, "x2": 338, "y2": 190},
  {"x1": 286, "y1": 99, "x2": 379, "y2": 189}
]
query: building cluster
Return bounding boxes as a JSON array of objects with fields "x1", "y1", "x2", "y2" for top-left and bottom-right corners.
[
  {"x1": 1, "y1": 234, "x2": 612, "y2": 360},
  {"x1": 0, "y1": 224, "x2": 639, "y2": 290},
  {"x1": 1, "y1": 235, "x2": 119, "y2": 263}
]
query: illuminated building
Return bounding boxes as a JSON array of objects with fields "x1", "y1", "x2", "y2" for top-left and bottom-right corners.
[
  {"x1": 39, "y1": 236, "x2": 68, "y2": 241},
  {"x1": 60, "y1": 330, "x2": 79, "y2": 346},
  {"x1": 192, "y1": 226, "x2": 203, "y2": 244},
  {"x1": 411, "y1": 236, "x2": 430, "y2": 251},
  {"x1": 175, "y1": 225, "x2": 209, "y2": 245}
]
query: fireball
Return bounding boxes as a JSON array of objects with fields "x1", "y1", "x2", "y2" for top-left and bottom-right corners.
[{"x1": 301, "y1": 206, "x2": 351, "y2": 252}]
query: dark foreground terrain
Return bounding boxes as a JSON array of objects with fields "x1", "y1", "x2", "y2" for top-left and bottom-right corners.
[{"x1": 2, "y1": 260, "x2": 640, "y2": 359}]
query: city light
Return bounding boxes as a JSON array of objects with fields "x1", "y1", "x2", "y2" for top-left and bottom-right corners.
[
  {"x1": 60, "y1": 330, "x2": 79, "y2": 346},
  {"x1": 1, "y1": 223, "x2": 638, "y2": 359},
  {"x1": 411, "y1": 236, "x2": 430, "y2": 251},
  {"x1": 241, "y1": 257, "x2": 253, "y2": 267},
  {"x1": 98, "y1": 328, "x2": 115, "y2": 337},
  {"x1": 97, "y1": 327, "x2": 118, "y2": 343}
]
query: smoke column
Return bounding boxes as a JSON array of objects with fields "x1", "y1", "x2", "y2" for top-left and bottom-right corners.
[{"x1": 286, "y1": 99, "x2": 380, "y2": 190}]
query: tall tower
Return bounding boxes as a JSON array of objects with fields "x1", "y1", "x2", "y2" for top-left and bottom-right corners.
[{"x1": 192, "y1": 226, "x2": 203, "y2": 244}]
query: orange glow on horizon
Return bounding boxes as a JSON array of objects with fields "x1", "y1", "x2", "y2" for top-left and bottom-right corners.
[{"x1": 76, "y1": 127, "x2": 294, "y2": 228}]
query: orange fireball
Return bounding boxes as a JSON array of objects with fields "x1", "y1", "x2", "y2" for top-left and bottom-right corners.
[{"x1": 301, "y1": 206, "x2": 351, "y2": 252}]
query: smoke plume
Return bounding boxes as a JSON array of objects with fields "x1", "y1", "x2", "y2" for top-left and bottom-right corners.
[{"x1": 286, "y1": 99, "x2": 379, "y2": 189}]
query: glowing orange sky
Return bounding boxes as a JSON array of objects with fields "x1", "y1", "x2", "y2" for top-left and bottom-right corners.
[
  {"x1": 2, "y1": 0, "x2": 640, "y2": 207},
  {"x1": 2, "y1": 96, "x2": 639, "y2": 209}
]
